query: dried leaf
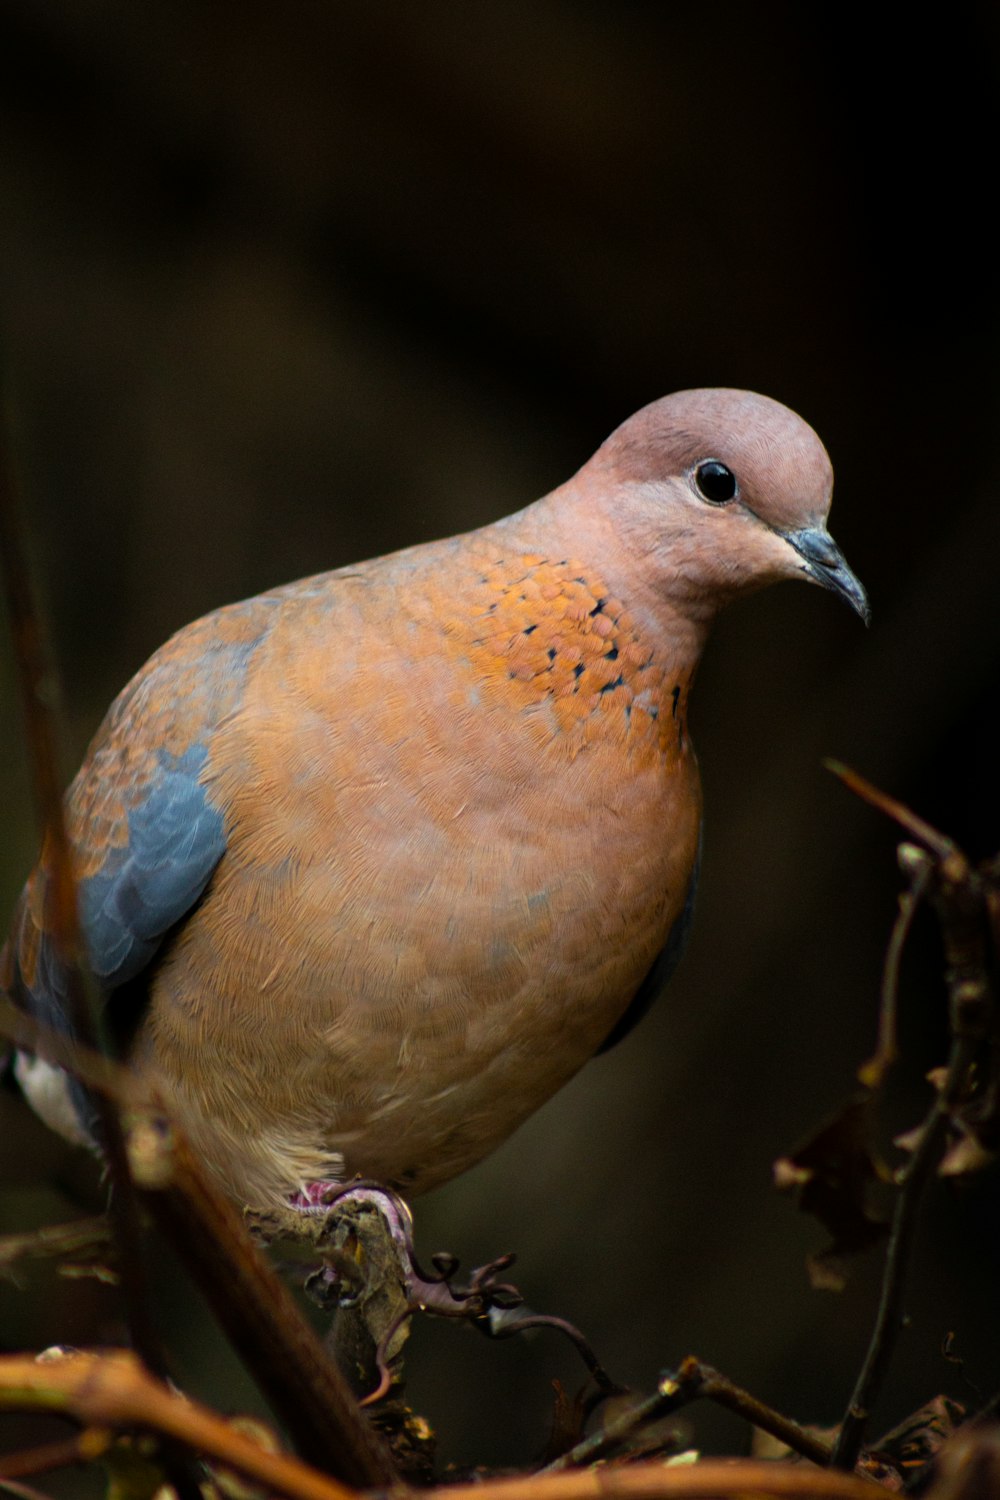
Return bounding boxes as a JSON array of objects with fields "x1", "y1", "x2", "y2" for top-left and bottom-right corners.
[
  {"x1": 867, "y1": 1396, "x2": 969, "y2": 1493},
  {"x1": 540, "y1": 1380, "x2": 589, "y2": 1463},
  {"x1": 939, "y1": 1129, "x2": 995, "y2": 1177},
  {"x1": 898, "y1": 1066, "x2": 999, "y2": 1176},
  {"x1": 774, "y1": 1094, "x2": 889, "y2": 1287},
  {"x1": 805, "y1": 1250, "x2": 851, "y2": 1294}
]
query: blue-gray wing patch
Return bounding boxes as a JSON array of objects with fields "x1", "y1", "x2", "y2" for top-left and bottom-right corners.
[
  {"x1": 5, "y1": 597, "x2": 276, "y2": 1144},
  {"x1": 78, "y1": 744, "x2": 225, "y2": 987},
  {"x1": 8, "y1": 745, "x2": 226, "y2": 1143}
]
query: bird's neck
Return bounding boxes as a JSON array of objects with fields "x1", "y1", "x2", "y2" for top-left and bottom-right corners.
[{"x1": 484, "y1": 484, "x2": 713, "y2": 683}]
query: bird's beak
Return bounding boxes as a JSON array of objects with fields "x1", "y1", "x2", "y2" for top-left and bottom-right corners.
[{"x1": 783, "y1": 526, "x2": 870, "y2": 625}]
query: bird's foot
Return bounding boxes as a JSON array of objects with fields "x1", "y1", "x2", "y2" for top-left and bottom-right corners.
[{"x1": 288, "y1": 1179, "x2": 343, "y2": 1212}]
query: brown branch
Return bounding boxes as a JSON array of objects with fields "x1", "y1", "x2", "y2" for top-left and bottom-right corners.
[
  {"x1": 857, "y1": 848, "x2": 932, "y2": 1092},
  {"x1": 0, "y1": 997, "x2": 397, "y2": 1485},
  {"x1": 823, "y1": 762, "x2": 960, "y2": 867},
  {"x1": 0, "y1": 996, "x2": 128, "y2": 1103},
  {"x1": 449, "y1": 1463, "x2": 877, "y2": 1499},
  {"x1": 825, "y1": 768, "x2": 994, "y2": 1470},
  {"x1": 542, "y1": 1359, "x2": 832, "y2": 1473},
  {"x1": 0, "y1": 1430, "x2": 111, "y2": 1483},
  {"x1": 827, "y1": 780, "x2": 995, "y2": 1470},
  {"x1": 0, "y1": 1350, "x2": 881, "y2": 1500},
  {"x1": 0, "y1": 1215, "x2": 113, "y2": 1281},
  {"x1": 832, "y1": 972, "x2": 982, "y2": 1467},
  {"x1": 693, "y1": 1364, "x2": 833, "y2": 1467},
  {"x1": 0, "y1": 1350, "x2": 352, "y2": 1500},
  {"x1": 1, "y1": 1480, "x2": 61, "y2": 1500},
  {"x1": 128, "y1": 1110, "x2": 398, "y2": 1486}
]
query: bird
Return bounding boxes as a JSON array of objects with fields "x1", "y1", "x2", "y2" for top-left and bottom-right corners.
[{"x1": 2, "y1": 388, "x2": 868, "y2": 1211}]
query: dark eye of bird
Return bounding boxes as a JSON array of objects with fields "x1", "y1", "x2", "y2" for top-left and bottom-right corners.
[{"x1": 694, "y1": 460, "x2": 738, "y2": 504}]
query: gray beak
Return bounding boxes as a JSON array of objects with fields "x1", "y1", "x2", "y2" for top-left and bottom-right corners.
[{"x1": 784, "y1": 526, "x2": 870, "y2": 625}]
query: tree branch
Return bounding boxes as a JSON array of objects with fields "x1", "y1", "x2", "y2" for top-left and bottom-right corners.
[
  {"x1": 0, "y1": 997, "x2": 397, "y2": 1486},
  {"x1": 449, "y1": 1462, "x2": 877, "y2": 1499},
  {"x1": 542, "y1": 1358, "x2": 831, "y2": 1473},
  {"x1": 131, "y1": 1114, "x2": 399, "y2": 1486},
  {"x1": 0, "y1": 1430, "x2": 111, "y2": 1484},
  {"x1": 0, "y1": 1216, "x2": 113, "y2": 1281},
  {"x1": 0, "y1": 1349, "x2": 881, "y2": 1500},
  {"x1": 0, "y1": 1350, "x2": 352, "y2": 1500},
  {"x1": 828, "y1": 778, "x2": 993, "y2": 1471}
]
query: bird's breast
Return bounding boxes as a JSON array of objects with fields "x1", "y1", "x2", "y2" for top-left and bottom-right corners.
[{"x1": 139, "y1": 550, "x2": 702, "y2": 1199}]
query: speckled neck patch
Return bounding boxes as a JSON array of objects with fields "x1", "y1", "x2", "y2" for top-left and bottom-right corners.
[{"x1": 448, "y1": 554, "x2": 688, "y2": 758}]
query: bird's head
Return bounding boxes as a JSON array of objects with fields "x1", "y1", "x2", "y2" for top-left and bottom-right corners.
[{"x1": 572, "y1": 387, "x2": 869, "y2": 628}]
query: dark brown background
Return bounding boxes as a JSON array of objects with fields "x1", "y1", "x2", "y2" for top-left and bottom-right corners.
[{"x1": 1, "y1": 0, "x2": 997, "y2": 1478}]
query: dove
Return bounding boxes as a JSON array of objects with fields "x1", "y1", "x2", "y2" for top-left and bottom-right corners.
[{"x1": 3, "y1": 388, "x2": 867, "y2": 1208}]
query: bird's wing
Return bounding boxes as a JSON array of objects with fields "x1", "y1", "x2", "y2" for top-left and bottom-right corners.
[
  {"x1": 2, "y1": 598, "x2": 276, "y2": 1093},
  {"x1": 595, "y1": 837, "x2": 700, "y2": 1054}
]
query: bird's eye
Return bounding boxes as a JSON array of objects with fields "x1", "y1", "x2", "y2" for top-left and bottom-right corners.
[{"x1": 693, "y1": 460, "x2": 738, "y2": 505}]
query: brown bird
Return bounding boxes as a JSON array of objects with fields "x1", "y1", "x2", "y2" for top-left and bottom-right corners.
[{"x1": 3, "y1": 388, "x2": 867, "y2": 1210}]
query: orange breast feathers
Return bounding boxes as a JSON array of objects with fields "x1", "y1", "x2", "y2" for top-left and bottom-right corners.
[{"x1": 131, "y1": 549, "x2": 701, "y2": 1201}]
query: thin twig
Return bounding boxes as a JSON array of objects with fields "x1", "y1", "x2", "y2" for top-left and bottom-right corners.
[
  {"x1": 695, "y1": 1364, "x2": 833, "y2": 1466},
  {"x1": 1, "y1": 1479, "x2": 59, "y2": 1500},
  {"x1": 830, "y1": 1031, "x2": 978, "y2": 1471},
  {"x1": 823, "y1": 761, "x2": 960, "y2": 866},
  {"x1": 857, "y1": 850, "x2": 932, "y2": 1091},
  {"x1": 0, "y1": 996, "x2": 128, "y2": 1102},
  {"x1": 542, "y1": 1359, "x2": 832, "y2": 1474},
  {"x1": 826, "y1": 767, "x2": 994, "y2": 1470},
  {"x1": 538, "y1": 1383, "x2": 678, "y2": 1473},
  {"x1": 0, "y1": 1216, "x2": 113, "y2": 1281},
  {"x1": 0, "y1": 1430, "x2": 111, "y2": 1482}
]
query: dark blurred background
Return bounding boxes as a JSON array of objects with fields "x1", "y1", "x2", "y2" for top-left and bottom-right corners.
[{"x1": 1, "y1": 0, "x2": 998, "y2": 1481}]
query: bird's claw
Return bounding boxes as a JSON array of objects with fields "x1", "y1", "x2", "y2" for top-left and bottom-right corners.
[{"x1": 293, "y1": 1177, "x2": 621, "y2": 1403}]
